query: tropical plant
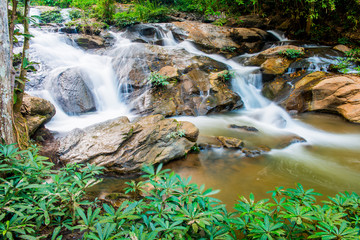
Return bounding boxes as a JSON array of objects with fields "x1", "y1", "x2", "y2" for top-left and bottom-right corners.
[
  {"x1": 1, "y1": 143, "x2": 360, "y2": 239},
  {"x1": 279, "y1": 49, "x2": 305, "y2": 59},
  {"x1": 148, "y1": 72, "x2": 170, "y2": 87}
]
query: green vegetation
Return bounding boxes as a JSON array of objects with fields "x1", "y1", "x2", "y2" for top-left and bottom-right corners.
[
  {"x1": 114, "y1": 0, "x2": 169, "y2": 27},
  {"x1": 29, "y1": 0, "x2": 360, "y2": 43},
  {"x1": 332, "y1": 49, "x2": 360, "y2": 73},
  {"x1": 69, "y1": 9, "x2": 82, "y2": 20},
  {"x1": 148, "y1": 72, "x2": 170, "y2": 88},
  {"x1": 279, "y1": 49, "x2": 305, "y2": 59},
  {"x1": 40, "y1": 10, "x2": 64, "y2": 23},
  {"x1": 1, "y1": 144, "x2": 360, "y2": 239},
  {"x1": 218, "y1": 70, "x2": 234, "y2": 82}
]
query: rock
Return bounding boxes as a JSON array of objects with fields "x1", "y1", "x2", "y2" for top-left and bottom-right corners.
[
  {"x1": 217, "y1": 136, "x2": 244, "y2": 148},
  {"x1": 229, "y1": 124, "x2": 259, "y2": 132},
  {"x1": 275, "y1": 135, "x2": 306, "y2": 149},
  {"x1": 50, "y1": 67, "x2": 96, "y2": 115},
  {"x1": 21, "y1": 94, "x2": 56, "y2": 136},
  {"x1": 116, "y1": 44, "x2": 243, "y2": 116},
  {"x1": 246, "y1": 45, "x2": 305, "y2": 75},
  {"x1": 285, "y1": 73, "x2": 360, "y2": 123},
  {"x1": 172, "y1": 21, "x2": 268, "y2": 56},
  {"x1": 197, "y1": 135, "x2": 223, "y2": 149},
  {"x1": 261, "y1": 57, "x2": 293, "y2": 75},
  {"x1": 158, "y1": 66, "x2": 179, "y2": 79},
  {"x1": 73, "y1": 34, "x2": 105, "y2": 49},
  {"x1": 197, "y1": 135, "x2": 244, "y2": 149},
  {"x1": 58, "y1": 115, "x2": 199, "y2": 174},
  {"x1": 333, "y1": 44, "x2": 351, "y2": 53}
]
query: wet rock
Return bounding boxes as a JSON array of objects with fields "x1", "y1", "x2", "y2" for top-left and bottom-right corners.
[
  {"x1": 246, "y1": 45, "x2": 305, "y2": 75},
  {"x1": 172, "y1": 21, "x2": 268, "y2": 56},
  {"x1": 50, "y1": 67, "x2": 96, "y2": 115},
  {"x1": 118, "y1": 45, "x2": 243, "y2": 116},
  {"x1": 284, "y1": 72, "x2": 360, "y2": 123},
  {"x1": 158, "y1": 66, "x2": 179, "y2": 79},
  {"x1": 73, "y1": 34, "x2": 105, "y2": 49},
  {"x1": 217, "y1": 136, "x2": 244, "y2": 148},
  {"x1": 229, "y1": 124, "x2": 259, "y2": 132},
  {"x1": 58, "y1": 115, "x2": 199, "y2": 174},
  {"x1": 275, "y1": 135, "x2": 306, "y2": 149},
  {"x1": 197, "y1": 135, "x2": 244, "y2": 149},
  {"x1": 333, "y1": 44, "x2": 351, "y2": 53},
  {"x1": 21, "y1": 94, "x2": 56, "y2": 135},
  {"x1": 123, "y1": 24, "x2": 183, "y2": 45},
  {"x1": 197, "y1": 135, "x2": 223, "y2": 149}
]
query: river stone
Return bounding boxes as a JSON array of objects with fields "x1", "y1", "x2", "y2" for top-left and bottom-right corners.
[
  {"x1": 333, "y1": 44, "x2": 351, "y2": 53},
  {"x1": 158, "y1": 66, "x2": 179, "y2": 79},
  {"x1": 118, "y1": 44, "x2": 243, "y2": 116},
  {"x1": 21, "y1": 94, "x2": 56, "y2": 136},
  {"x1": 50, "y1": 67, "x2": 96, "y2": 115},
  {"x1": 284, "y1": 72, "x2": 360, "y2": 123},
  {"x1": 172, "y1": 21, "x2": 268, "y2": 56},
  {"x1": 73, "y1": 34, "x2": 105, "y2": 49},
  {"x1": 245, "y1": 45, "x2": 305, "y2": 75},
  {"x1": 58, "y1": 115, "x2": 199, "y2": 174}
]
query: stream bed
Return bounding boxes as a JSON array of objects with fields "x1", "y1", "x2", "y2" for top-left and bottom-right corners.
[{"x1": 26, "y1": 9, "x2": 360, "y2": 206}]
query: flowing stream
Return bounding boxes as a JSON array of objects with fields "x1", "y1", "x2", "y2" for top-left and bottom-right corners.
[{"x1": 27, "y1": 11, "x2": 360, "y2": 205}]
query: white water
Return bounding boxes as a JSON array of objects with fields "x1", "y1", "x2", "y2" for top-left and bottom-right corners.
[
  {"x1": 267, "y1": 30, "x2": 289, "y2": 42},
  {"x1": 28, "y1": 28, "x2": 132, "y2": 133}
]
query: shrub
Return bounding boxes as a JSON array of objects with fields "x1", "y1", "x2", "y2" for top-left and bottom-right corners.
[
  {"x1": 68, "y1": 9, "x2": 82, "y2": 20},
  {"x1": 1, "y1": 143, "x2": 359, "y2": 239},
  {"x1": 218, "y1": 70, "x2": 234, "y2": 82},
  {"x1": 40, "y1": 10, "x2": 64, "y2": 23},
  {"x1": 279, "y1": 49, "x2": 305, "y2": 59},
  {"x1": 148, "y1": 72, "x2": 170, "y2": 87},
  {"x1": 113, "y1": 11, "x2": 139, "y2": 28}
]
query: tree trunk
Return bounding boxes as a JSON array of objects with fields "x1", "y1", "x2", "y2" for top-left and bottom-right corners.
[
  {"x1": 306, "y1": 2, "x2": 315, "y2": 36},
  {"x1": 9, "y1": 0, "x2": 18, "y2": 93},
  {"x1": 0, "y1": 0, "x2": 16, "y2": 144},
  {"x1": 13, "y1": 0, "x2": 30, "y2": 113}
]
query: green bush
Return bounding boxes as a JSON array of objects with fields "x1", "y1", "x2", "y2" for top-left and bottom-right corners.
[
  {"x1": 113, "y1": 11, "x2": 139, "y2": 28},
  {"x1": 148, "y1": 72, "x2": 170, "y2": 87},
  {"x1": 40, "y1": 10, "x2": 64, "y2": 23},
  {"x1": 1, "y1": 143, "x2": 360, "y2": 239},
  {"x1": 331, "y1": 48, "x2": 360, "y2": 73},
  {"x1": 69, "y1": 9, "x2": 82, "y2": 20},
  {"x1": 279, "y1": 49, "x2": 305, "y2": 59}
]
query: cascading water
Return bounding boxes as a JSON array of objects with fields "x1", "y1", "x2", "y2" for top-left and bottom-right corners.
[
  {"x1": 26, "y1": 10, "x2": 360, "y2": 203},
  {"x1": 27, "y1": 28, "x2": 131, "y2": 133}
]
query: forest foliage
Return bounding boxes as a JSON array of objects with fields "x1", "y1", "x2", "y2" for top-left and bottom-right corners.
[
  {"x1": 28, "y1": 0, "x2": 360, "y2": 42},
  {"x1": 1, "y1": 144, "x2": 359, "y2": 239}
]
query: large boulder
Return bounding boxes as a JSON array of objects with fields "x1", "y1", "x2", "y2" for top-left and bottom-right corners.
[
  {"x1": 21, "y1": 94, "x2": 56, "y2": 135},
  {"x1": 284, "y1": 72, "x2": 360, "y2": 123},
  {"x1": 57, "y1": 115, "x2": 199, "y2": 174},
  {"x1": 112, "y1": 44, "x2": 243, "y2": 116},
  {"x1": 72, "y1": 34, "x2": 106, "y2": 49},
  {"x1": 50, "y1": 67, "x2": 96, "y2": 115},
  {"x1": 245, "y1": 45, "x2": 305, "y2": 75},
  {"x1": 172, "y1": 21, "x2": 268, "y2": 57}
]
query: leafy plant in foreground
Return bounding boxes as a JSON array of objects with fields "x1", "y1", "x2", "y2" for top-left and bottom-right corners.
[{"x1": 0, "y1": 143, "x2": 359, "y2": 239}]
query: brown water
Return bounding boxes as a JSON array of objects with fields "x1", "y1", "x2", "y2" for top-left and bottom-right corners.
[{"x1": 90, "y1": 112, "x2": 360, "y2": 208}]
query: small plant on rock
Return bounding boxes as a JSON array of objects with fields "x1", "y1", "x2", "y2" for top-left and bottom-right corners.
[
  {"x1": 279, "y1": 49, "x2": 305, "y2": 59},
  {"x1": 218, "y1": 70, "x2": 234, "y2": 82},
  {"x1": 148, "y1": 72, "x2": 169, "y2": 88},
  {"x1": 40, "y1": 10, "x2": 64, "y2": 23}
]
